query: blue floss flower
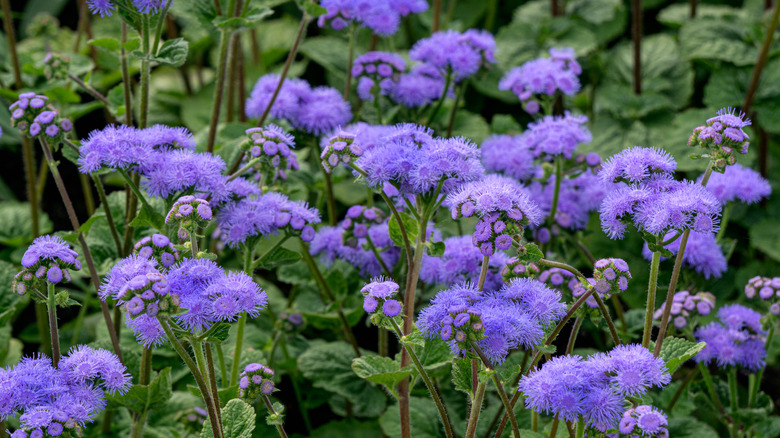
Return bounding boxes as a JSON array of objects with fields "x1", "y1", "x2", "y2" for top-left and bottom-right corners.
[
  {"x1": 420, "y1": 235, "x2": 510, "y2": 292},
  {"x1": 653, "y1": 290, "x2": 715, "y2": 329},
  {"x1": 641, "y1": 230, "x2": 727, "y2": 279},
  {"x1": 703, "y1": 163, "x2": 771, "y2": 205}
]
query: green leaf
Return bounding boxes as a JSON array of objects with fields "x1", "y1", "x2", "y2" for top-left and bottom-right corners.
[
  {"x1": 749, "y1": 218, "x2": 780, "y2": 263},
  {"x1": 298, "y1": 341, "x2": 387, "y2": 417},
  {"x1": 299, "y1": 36, "x2": 349, "y2": 75},
  {"x1": 379, "y1": 397, "x2": 445, "y2": 438},
  {"x1": 352, "y1": 356, "x2": 411, "y2": 397},
  {"x1": 201, "y1": 399, "x2": 256, "y2": 438},
  {"x1": 88, "y1": 37, "x2": 121, "y2": 52},
  {"x1": 0, "y1": 202, "x2": 53, "y2": 246},
  {"x1": 400, "y1": 327, "x2": 426, "y2": 349},
  {"x1": 150, "y1": 38, "x2": 189, "y2": 67},
  {"x1": 213, "y1": 8, "x2": 273, "y2": 30},
  {"x1": 425, "y1": 240, "x2": 446, "y2": 257},
  {"x1": 106, "y1": 367, "x2": 172, "y2": 413},
  {"x1": 309, "y1": 419, "x2": 382, "y2": 438},
  {"x1": 255, "y1": 247, "x2": 302, "y2": 270},
  {"x1": 650, "y1": 337, "x2": 706, "y2": 374},
  {"x1": 679, "y1": 19, "x2": 757, "y2": 66},
  {"x1": 265, "y1": 401, "x2": 285, "y2": 426},
  {"x1": 300, "y1": 0, "x2": 327, "y2": 17},
  {"x1": 517, "y1": 243, "x2": 544, "y2": 263},
  {"x1": 123, "y1": 38, "x2": 141, "y2": 51},
  {"x1": 666, "y1": 416, "x2": 718, "y2": 438},
  {"x1": 754, "y1": 417, "x2": 780, "y2": 438},
  {"x1": 129, "y1": 203, "x2": 165, "y2": 231},
  {"x1": 200, "y1": 322, "x2": 232, "y2": 343},
  {"x1": 388, "y1": 212, "x2": 418, "y2": 248},
  {"x1": 658, "y1": 4, "x2": 743, "y2": 28},
  {"x1": 451, "y1": 358, "x2": 473, "y2": 394}
]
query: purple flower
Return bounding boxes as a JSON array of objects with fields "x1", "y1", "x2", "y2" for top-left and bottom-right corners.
[
  {"x1": 528, "y1": 171, "x2": 607, "y2": 230},
  {"x1": 204, "y1": 271, "x2": 268, "y2": 321},
  {"x1": 702, "y1": 163, "x2": 771, "y2": 205},
  {"x1": 524, "y1": 112, "x2": 591, "y2": 159},
  {"x1": 653, "y1": 290, "x2": 715, "y2": 329},
  {"x1": 310, "y1": 224, "x2": 401, "y2": 277},
  {"x1": 499, "y1": 48, "x2": 581, "y2": 113},
  {"x1": 695, "y1": 304, "x2": 766, "y2": 371},
  {"x1": 132, "y1": 0, "x2": 165, "y2": 14},
  {"x1": 495, "y1": 278, "x2": 566, "y2": 327},
  {"x1": 689, "y1": 108, "x2": 751, "y2": 169},
  {"x1": 409, "y1": 29, "x2": 496, "y2": 82},
  {"x1": 480, "y1": 134, "x2": 538, "y2": 181},
  {"x1": 87, "y1": 0, "x2": 115, "y2": 16},
  {"x1": 618, "y1": 405, "x2": 668, "y2": 436},
  {"x1": 238, "y1": 362, "x2": 276, "y2": 399},
  {"x1": 291, "y1": 87, "x2": 351, "y2": 136},
  {"x1": 245, "y1": 74, "x2": 310, "y2": 121},
  {"x1": 599, "y1": 147, "x2": 677, "y2": 184},
  {"x1": 142, "y1": 149, "x2": 230, "y2": 202},
  {"x1": 391, "y1": 64, "x2": 449, "y2": 107}
]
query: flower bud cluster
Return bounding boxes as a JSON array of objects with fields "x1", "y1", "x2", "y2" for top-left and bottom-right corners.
[
  {"x1": 239, "y1": 363, "x2": 276, "y2": 400},
  {"x1": 321, "y1": 131, "x2": 363, "y2": 173},
  {"x1": 361, "y1": 279, "x2": 402, "y2": 319},
  {"x1": 242, "y1": 125, "x2": 299, "y2": 183},
  {"x1": 165, "y1": 196, "x2": 213, "y2": 238},
  {"x1": 10, "y1": 92, "x2": 73, "y2": 142},
  {"x1": 13, "y1": 236, "x2": 81, "y2": 296},
  {"x1": 745, "y1": 276, "x2": 780, "y2": 315},
  {"x1": 689, "y1": 108, "x2": 750, "y2": 171},
  {"x1": 342, "y1": 205, "x2": 384, "y2": 247},
  {"x1": 133, "y1": 234, "x2": 180, "y2": 268},
  {"x1": 120, "y1": 272, "x2": 180, "y2": 319},
  {"x1": 501, "y1": 258, "x2": 540, "y2": 282},
  {"x1": 654, "y1": 290, "x2": 715, "y2": 329},
  {"x1": 592, "y1": 258, "x2": 631, "y2": 296}
]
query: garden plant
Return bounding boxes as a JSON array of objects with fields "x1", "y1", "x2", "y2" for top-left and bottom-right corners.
[{"x1": 1, "y1": 0, "x2": 780, "y2": 437}]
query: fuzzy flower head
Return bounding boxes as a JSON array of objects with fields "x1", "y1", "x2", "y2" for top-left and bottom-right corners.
[
  {"x1": 618, "y1": 405, "x2": 669, "y2": 437},
  {"x1": 599, "y1": 147, "x2": 676, "y2": 185},
  {"x1": 238, "y1": 363, "x2": 276, "y2": 401},
  {"x1": 241, "y1": 125, "x2": 299, "y2": 184},
  {"x1": 13, "y1": 235, "x2": 80, "y2": 296},
  {"x1": 689, "y1": 108, "x2": 751, "y2": 170},
  {"x1": 318, "y1": 0, "x2": 427, "y2": 36},
  {"x1": 356, "y1": 124, "x2": 484, "y2": 196},
  {"x1": 352, "y1": 51, "x2": 405, "y2": 89},
  {"x1": 87, "y1": 0, "x2": 116, "y2": 16},
  {"x1": 1, "y1": 347, "x2": 131, "y2": 436},
  {"x1": 217, "y1": 192, "x2": 320, "y2": 247},
  {"x1": 653, "y1": 290, "x2": 715, "y2": 329},
  {"x1": 528, "y1": 170, "x2": 608, "y2": 231},
  {"x1": 245, "y1": 74, "x2": 309, "y2": 121},
  {"x1": 496, "y1": 278, "x2": 566, "y2": 328},
  {"x1": 132, "y1": 234, "x2": 180, "y2": 269},
  {"x1": 745, "y1": 276, "x2": 780, "y2": 315},
  {"x1": 141, "y1": 149, "x2": 230, "y2": 203},
  {"x1": 445, "y1": 175, "x2": 542, "y2": 255},
  {"x1": 292, "y1": 87, "x2": 352, "y2": 136},
  {"x1": 118, "y1": 271, "x2": 178, "y2": 321},
  {"x1": 409, "y1": 29, "x2": 496, "y2": 82},
  {"x1": 524, "y1": 112, "x2": 591, "y2": 159},
  {"x1": 9, "y1": 92, "x2": 72, "y2": 143},
  {"x1": 480, "y1": 134, "x2": 538, "y2": 182},
  {"x1": 499, "y1": 48, "x2": 581, "y2": 114},
  {"x1": 321, "y1": 130, "x2": 364, "y2": 174},
  {"x1": 205, "y1": 271, "x2": 268, "y2": 322},
  {"x1": 703, "y1": 163, "x2": 771, "y2": 206},
  {"x1": 695, "y1": 304, "x2": 766, "y2": 371},
  {"x1": 501, "y1": 259, "x2": 541, "y2": 283},
  {"x1": 391, "y1": 64, "x2": 449, "y2": 108},
  {"x1": 421, "y1": 235, "x2": 510, "y2": 292},
  {"x1": 341, "y1": 205, "x2": 385, "y2": 247},
  {"x1": 309, "y1": 224, "x2": 400, "y2": 277},
  {"x1": 361, "y1": 278, "x2": 402, "y2": 319},
  {"x1": 593, "y1": 258, "x2": 631, "y2": 296},
  {"x1": 165, "y1": 196, "x2": 213, "y2": 237}
]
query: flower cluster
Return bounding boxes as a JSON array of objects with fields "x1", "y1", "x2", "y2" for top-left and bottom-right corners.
[
  {"x1": 525, "y1": 113, "x2": 592, "y2": 159},
  {"x1": 599, "y1": 147, "x2": 721, "y2": 239},
  {"x1": 217, "y1": 192, "x2": 320, "y2": 247},
  {"x1": 446, "y1": 175, "x2": 542, "y2": 255},
  {"x1": 642, "y1": 230, "x2": 727, "y2": 279},
  {"x1": 745, "y1": 276, "x2": 780, "y2": 315},
  {"x1": 357, "y1": 124, "x2": 484, "y2": 195},
  {"x1": 241, "y1": 125, "x2": 299, "y2": 183},
  {"x1": 695, "y1": 304, "x2": 766, "y2": 371},
  {"x1": 499, "y1": 47, "x2": 581, "y2": 114},
  {"x1": 538, "y1": 267, "x2": 577, "y2": 295},
  {"x1": 520, "y1": 345, "x2": 670, "y2": 429},
  {"x1": 310, "y1": 224, "x2": 400, "y2": 277},
  {"x1": 361, "y1": 278, "x2": 402, "y2": 318},
  {"x1": 501, "y1": 259, "x2": 541, "y2": 282},
  {"x1": 653, "y1": 290, "x2": 715, "y2": 329},
  {"x1": 480, "y1": 134, "x2": 537, "y2": 181},
  {"x1": 418, "y1": 280, "x2": 565, "y2": 365},
  {"x1": 689, "y1": 108, "x2": 751, "y2": 170},
  {"x1": 245, "y1": 74, "x2": 351, "y2": 135},
  {"x1": 612, "y1": 405, "x2": 669, "y2": 437},
  {"x1": 421, "y1": 235, "x2": 510, "y2": 292},
  {"x1": 43, "y1": 52, "x2": 71, "y2": 81},
  {"x1": 703, "y1": 163, "x2": 771, "y2": 205},
  {"x1": 317, "y1": 0, "x2": 427, "y2": 36},
  {"x1": 1, "y1": 347, "x2": 131, "y2": 437},
  {"x1": 529, "y1": 171, "x2": 607, "y2": 231},
  {"x1": 100, "y1": 256, "x2": 267, "y2": 346},
  {"x1": 352, "y1": 51, "x2": 406, "y2": 101},
  {"x1": 87, "y1": 0, "x2": 168, "y2": 16},
  {"x1": 165, "y1": 196, "x2": 213, "y2": 237},
  {"x1": 133, "y1": 234, "x2": 180, "y2": 268},
  {"x1": 13, "y1": 235, "x2": 81, "y2": 296},
  {"x1": 9, "y1": 93, "x2": 72, "y2": 142},
  {"x1": 391, "y1": 64, "x2": 450, "y2": 108},
  {"x1": 321, "y1": 131, "x2": 364, "y2": 173},
  {"x1": 341, "y1": 205, "x2": 384, "y2": 246},
  {"x1": 592, "y1": 258, "x2": 631, "y2": 296},
  {"x1": 239, "y1": 363, "x2": 276, "y2": 400},
  {"x1": 409, "y1": 29, "x2": 496, "y2": 82}
]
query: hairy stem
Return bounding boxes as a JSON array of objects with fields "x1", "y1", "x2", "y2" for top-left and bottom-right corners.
[
  {"x1": 229, "y1": 245, "x2": 254, "y2": 386},
  {"x1": 546, "y1": 155, "x2": 563, "y2": 229},
  {"x1": 749, "y1": 327, "x2": 773, "y2": 407},
  {"x1": 643, "y1": 251, "x2": 662, "y2": 348},
  {"x1": 477, "y1": 255, "x2": 489, "y2": 291},
  {"x1": 465, "y1": 381, "x2": 487, "y2": 438},
  {"x1": 206, "y1": 0, "x2": 240, "y2": 153},
  {"x1": 471, "y1": 342, "x2": 521, "y2": 438},
  {"x1": 262, "y1": 395, "x2": 289, "y2": 438},
  {"x1": 121, "y1": 22, "x2": 133, "y2": 126},
  {"x1": 631, "y1": 0, "x2": 642, "y2": 94},
  {"x1": 743, "y1": 3, "x2": 780, "y2": 114},
  {"x1": 593, "y1": 293, "x2": 621, "y2": 346},
  {"x1": 699, "y1": 362, "x2": 725, "y2": 414},
  {"x1": 566, "y1": 316, "x2": 583, "y2": 355},
  {"x1": 47, "y1": 282, "x2": 60, "y2": 367},
  {"x1": 445, "y1": 81, "x2": 467, "y2": 138}
]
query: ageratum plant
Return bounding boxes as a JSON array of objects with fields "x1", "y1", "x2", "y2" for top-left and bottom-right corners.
[{"x1": 0, "y1": 1, "x2": 778, "y2": 438}]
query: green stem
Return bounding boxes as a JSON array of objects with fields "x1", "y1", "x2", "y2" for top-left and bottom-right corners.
[
  {"x1": 230, "y1": 245, "x2": 254, "y2": 386},
  {"x1": 205, "y1": 343, "x2": 223, "y2": 424},
  {"x1": 699, "y1": 362, "x2": 725, "y2": 414},
  {"x1": 717, "y1": 203, "x2": 732, "y2": 242},
  {"x1": 531, "y1": 411, "x2": 538, "y2": 432},
  {"x1": 547, "y1": 155, "x2": 563, "y2": 229},
  {"x1": 190, "y1": 231, "x2": 199, "y2": 258},
  {"x1": 389, "y1": 320, "x2": 455, "y2": 438},
  {"x1": 566, "y1": 316, "x2": 583, "y2": 355},
  {"x1": 378, "y1": 329, "x2": 388, "y2": 357},
  {"x1": 366, "y1": 233, "x2": 393, "y2": 278},
  {"x1": 151, "y1": 0, "x2": 174, "y2": 54},
  {"x1": 47, "y1": 282, "x2": 60, "y2": 367},
  {"x1": 471, "y1": 342, "x2": 520, "y2": 438},
  {"x1": 446, "y1": 81, "x2": 467, "y2": 138},
  {"x1": 749, "y1": 327, "x2": 773, "y2": 407},
  {"x1": 425, "y1": 71, "x2": 452, "y2": 124},
  {"x1": 742, "y1": 0, "x2": 780, "y2": 114},
  {"x1": 158, "y1": 319, "x2": 222, "y2": 438},
  {"x1": 729, "y1": 368, "x2": 739, "y2": 438},
  {"x1": 549, "y1": 415, "x2": 560, "y2": 438},
  {"x1": 477, "y1": 255, "x2": 489, "y2": 291},
  {"x1": 228, "y1": 157, "x2": 261, "y2": 182},
  {"x1": 593, "y1": 293, "x2": 621, "y2": 346},
  {"x1": 39, "y1": 138, "x2": 122, "y2": 362},
  {"x1": 119, "y1": 169, "x2": 151, "y2": 208},
  {"x1": 206, "y1": 0, "x2": 239, "y2": 153},
  {"x1": 130, "y1": 348, "x2": 152, "y2": 438},
  {"x1": 140, "y1": 16, "x2": 151, "y2": 128},
  {"x1": 575, "y1": 420, "x2": 584, "y2": 438},
  {"x1": 262, "y1": 395, "x2": 289, "y2": 438},
  {"x1": 216, "y1": 343, "x2": 227, "y2": 388},
  {"x1": 643, "y1": 251, "x2": 662, "y2": 348},
  {"x1": 120, "y1": 22, "x2": 133, "y2": 126},
  {"x1": 93, "y1": 175, "x2": 123, "y2": 256},
  {"x1": 464, "y1": 381, "x2": 487, "y2": 438},
  {"x1": 667, "y1": 366, "x2": 698, "y2": 412},
  {"x1": 373, "y1": 91, "x2": 384, "y2": 125}
]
